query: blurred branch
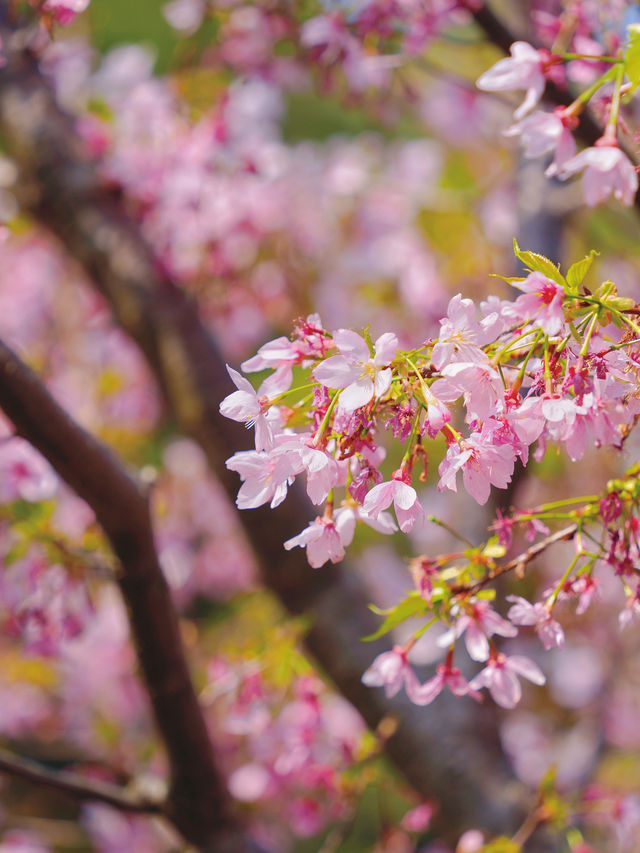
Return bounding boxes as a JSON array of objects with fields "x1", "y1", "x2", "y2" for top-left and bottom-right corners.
[
  {"x1": 0, "y1": 338, "x2": 255, "y2": 853},
  {"x1": 0, "y1": 17, "x2": 526, "y2": 844},
  {"x1": 0, "y1": 749, "x2": 164, "y2": 815}
]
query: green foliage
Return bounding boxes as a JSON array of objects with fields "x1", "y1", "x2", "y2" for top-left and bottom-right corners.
[
  {"x1": 565, "y1": 249, "x2": 599, "y2": 290},
  {"x1": 364, "y1": 592, "x2": 429, "y2": 641},
  {"x1": 513, "y1": 240, "x2": 566, "y2": 287},
  {"x1": 89, "y1": 0, "x2": 180, "y2": 72},
  {"x1": 624, "y1": 24, "x2": 640, "y2": 92}
]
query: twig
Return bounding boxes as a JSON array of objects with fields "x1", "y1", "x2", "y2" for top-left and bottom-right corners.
[
  {"x1": 451, "y1": 524, "x2": 578, "y2": 597},
  {"x1": 0, "y1": 749, "x2": 164, "y2": 815}
]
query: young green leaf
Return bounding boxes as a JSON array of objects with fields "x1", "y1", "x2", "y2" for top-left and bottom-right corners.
[
  {"x1": 513, "y1": 239, "x2": 566, "y2": 287},
  {"x1": 362, "y1": 592, "x2": 428, "y2": 641}
]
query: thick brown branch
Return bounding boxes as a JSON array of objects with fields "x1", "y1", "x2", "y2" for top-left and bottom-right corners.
[
  {"x1": 0, "y1": 339, "x2": 252, "y2": 853},
  {"x1": 0, "y1": 24, "x2": 525, "y2": 842},
  {"x1": 0, "y1": 750, "x2": 164, "y2": 815}
]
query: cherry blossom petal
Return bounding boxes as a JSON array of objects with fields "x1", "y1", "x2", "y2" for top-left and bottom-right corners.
[
  {"x1": 489, "y1": 668, "x2": 521, "y2": 709},
  {"x1": 333, "y1": 328, "x2": 370, "y2": 362},
  {"x1": 339, "y1": 376, "x2": 375, "y2": 412},
  {"x1": 313, "y1": 355, "x2": 359, "y2": 389},
  {"x1": 507, "y1": 655, "x2": 546, "y2": 685},
  {"x1": 373, "y1": 332, "x2": 398, "y2": 365}
]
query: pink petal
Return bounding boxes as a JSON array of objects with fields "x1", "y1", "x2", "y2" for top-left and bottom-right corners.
[
  {"x1": 489, "y1": 668, "x2": 521, "y2": 709},
  {"x1": 219, "y1": 390, "x2": 260, "y2": 422},
  {"x1": 373, "y1": 367, "x2": 392, "y2": 398},
  {"x1": 373, "y1": 332, "x2": 398, "y2": 365},
  {"x1": 465, "y1": 624, "x2": 490, "y2": 663},
  {"x1": 407, "y1": 672, "x2": 444, "y2": 706},
  {"x1": 332, "y1": 328, "x2": 370, "y2": 363},
  {"x1": 313, "y1": 355, "x2": 359, "y2": 389},
  {"x1": 362, "y1": 482, "x2": 394, "y2": 517},
  {"x1": 507, "y1": 655, "x2": 546, "y2": 685},
  {"x1": 339, "y1": 376, "x2": 375, "y2": 412}
]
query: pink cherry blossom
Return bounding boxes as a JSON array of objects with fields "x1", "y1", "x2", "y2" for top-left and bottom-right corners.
[
  {"x1": 430, "y1": 294, "x2": 489, "y2": 370},
  {"x1": 283, "y1": 517, "x2": 345, "y2": 568},
  {"x1": 421, "y1": 384, "x2": 451, "y2": 437},
  {"x1": 477, "y1": 41, "x2": 547, "y2": 120},
  {"x1": 457, "y1": 830, "x2": 485, "y2": 853},
  {"x1": 0, "y1": 437, "x2": 58, "y2": 502},
  {"x1": 361, "y1": 646, "x2": 419, "y2": 699},
  {"x1": 506, "y1": 596, "x2": 565, "y2": 650},
  {"x1": 430, "y1": 361, "x2": 504, "y2": 423},
  {"x1": 43, "y1": 0, "x2": 90, "y2": 24},
  {"x1": 333, "y1": 505, "x2": 397, "y2": 545},
  {"x1": 437, "y1": 599, "x2": 518, "y2": 662},
  {"x1": 408, "y1": 658, "x2": 476, "y2": 706},
  {"x1": 511, "y1": 271, "x2": 566, "y2": 337},
  {"x1": 438, "y1": 429, "x2": 515, "y2": 505},
  {"x1": 226, "y1": 441, "x2": 303, "y2": 510},
  {"x1": 468, "y1": 652, "x2": 545, "y2": 709},
  {"x1": 313, "y1": 329, "x2": 397, "y2": 413},
  {"x1": 557, "y1": 144, "x2": 638, "y2": 207},
  {"x1": 504, "y1": 109, "x2": 576, "y2": 176},
  {"x1": 361, "y1": 475, "x2": 424, "y2": 532},
  {"x1": 299, "y1": 443, "x2": 342, "y2": 505},
  {"x1": 219, "y1": 365, "x2": 284, "y2": 451}
]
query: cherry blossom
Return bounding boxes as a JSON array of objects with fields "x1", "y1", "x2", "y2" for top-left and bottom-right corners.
[
  {"x1": 557, "y1": 144, "x2": 639, "y2": 207},
  {"x1": 437, "y1": 428, "x2": 515, "y2": 506},
  {"x1": 313, "y1": 329, "x2": 398, "y2": 414},
  {"x1": 362, "y1": 474, "x2": 424, "y2": 533},
  {"x1": 219, "y1": 365, "x2": 285, "y2": 451},
  {"x1": 225, "y1": 441, "x2": 303, "y2": 510},
  {"x1": 43, "y1": 0, "x2": 90, "y2": 24},
  {"x1": 511, "y1": 271, "x2": 567, "y2": 336},
  {"x1": 361, "y1": 646, "x2": 420, "y2": 700},
  {"x1": 468, "y1": 653, "x2": 546, "y2": 709},
  {"x1": 506, "y1": 596, "x2": 565, "y2": 650},
  {"x1": 437, "y1": 599, "x2": 518, "y2": 662},
  {"x1": 504, "y1": 109, "x2": 577, "y2": 177},
  {"x1": 332, "y1": 505, "x2": 397, "y2": 543},
  {"x1": 476, "y1": 41, "x2": 548, "y2": 120},
  {"x1": 409, "y1": 659, "x2": 476, "y2": 707},
  {"x1": 283, "y1": 517, "x2": 345, "y2": 568},
  {"x1": 430, "y1": 294, "x2": 488, "y2": 370}
]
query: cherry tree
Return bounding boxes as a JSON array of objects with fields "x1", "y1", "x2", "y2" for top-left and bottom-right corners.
[{"x1": 0, "y1": 1, "x2": 639, "y2": 851}]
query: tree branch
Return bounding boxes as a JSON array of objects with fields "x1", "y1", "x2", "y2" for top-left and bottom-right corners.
[
  {"x1": 451, "y1": 524, "x2": 579, "y2": 596},
  {"x1": 0, "y1": 338, "x2": 254, "y2": 853},
  {"x1": 0, "y1": 21, "x2": 526, "y2": 842},
  {"x1": 0, "y1": 750, "x2": 164, "y2": 816}
]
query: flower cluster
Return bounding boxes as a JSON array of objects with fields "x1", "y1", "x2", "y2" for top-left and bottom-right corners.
[
  {"x1": 222, "y1": 245, "x2": 640, "y2": 709},
  {"x1": 477, "y1": 31, "x2": 640, "y2": 206}
]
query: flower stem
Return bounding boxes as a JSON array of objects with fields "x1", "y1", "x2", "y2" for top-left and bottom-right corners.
[{"x1": 603, "y1": 62, "x2": 625, "y2": 143}]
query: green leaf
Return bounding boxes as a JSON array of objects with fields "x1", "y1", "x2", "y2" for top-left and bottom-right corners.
[
  {"x1": 625, "y1": 24, "x2": 640, "y2": 92},
  {"x1": 566, "y1": 249, "x2": 599, "y2": 289},
  {"x1": 483, "y1": 537, "x2": 506, "y2": 559},
  {"x1": 476, "y1": 589, "x2": 497, "y2": 600},
  {"x1": 490, "y1": 273, "x2": 526, "y2": 285},
  {"x1": 513, "y1": 239, "x2": 565, "y2": 287},
  {"x1": 362, "y1": 592, "x2": 428, "y2": 642}
]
